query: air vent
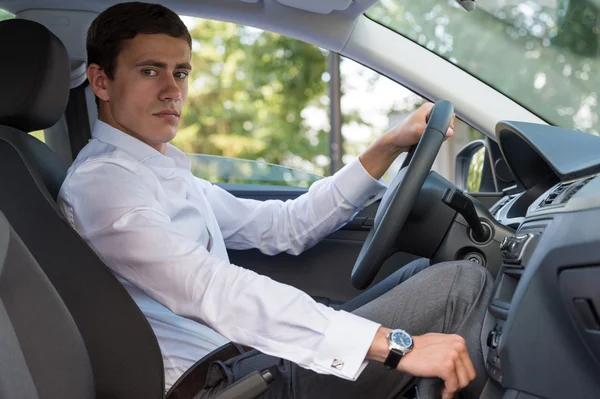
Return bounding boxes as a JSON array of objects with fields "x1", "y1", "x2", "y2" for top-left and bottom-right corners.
[
  {"x1": 538, "y1": 177, "x2": 592, "y2": 210},
  {"x1": 490, "y1": 195, "x2": 513, "y2": 218}
]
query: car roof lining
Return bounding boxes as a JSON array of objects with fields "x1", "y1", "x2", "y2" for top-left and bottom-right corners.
[
  {"x1": 0, "y1": 0, "x2": 381, "y2": 17},
  {"x1": 2, "y1": 0, "x2": 370, "y2": 87},
  {"x1": 0, "y1": 0, "x2": 379, "y2": 49}
]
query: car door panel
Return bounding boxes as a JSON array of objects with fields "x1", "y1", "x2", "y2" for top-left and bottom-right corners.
[
  {"x1": 228, "y1": 240, "x2": 420, "y2": 304},
  {"x1": 221, "y1": 184, "x2": 419, "y2": 303}
]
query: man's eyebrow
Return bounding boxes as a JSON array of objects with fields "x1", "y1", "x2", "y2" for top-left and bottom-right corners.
[
  {"x1": 177, "y1": 62, "x2": 193, "y2": 70},
  {"x1": 134, "y1": 59, "x2": 192, "y2": 70}
]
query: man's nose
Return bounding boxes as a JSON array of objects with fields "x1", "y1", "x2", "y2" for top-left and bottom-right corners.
[{"x1": 159, "y1": 74, "x2": 182, "y2": 102}]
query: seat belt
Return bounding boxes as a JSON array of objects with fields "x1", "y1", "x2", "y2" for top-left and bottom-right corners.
[{"x1": 64, "y1": 81, "x2": 92, "y2": 160}]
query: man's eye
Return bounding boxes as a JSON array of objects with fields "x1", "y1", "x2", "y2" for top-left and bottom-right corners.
[
  {"x1": 142, "y1": 69, "x2": 157, "y2": 76},
  {"x1": 175, "y1": 71, "x2": 189, "y2": 79}
]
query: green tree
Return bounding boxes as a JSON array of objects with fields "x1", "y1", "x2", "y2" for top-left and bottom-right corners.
[{"x1": 177, "y1": 20, "x2": 331, "y2": 174}]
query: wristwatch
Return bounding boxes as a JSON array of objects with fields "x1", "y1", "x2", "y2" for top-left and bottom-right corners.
[{"x1": 384, "y1": 329, "x2": 414, "y2": 369}]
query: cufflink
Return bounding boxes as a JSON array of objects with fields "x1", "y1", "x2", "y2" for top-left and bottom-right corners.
[{"x1": 331, "y1": 359, "x2": 344, "y2": 370}]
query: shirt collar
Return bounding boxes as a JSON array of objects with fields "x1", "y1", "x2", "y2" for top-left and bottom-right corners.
[{"x1": 92, "y1": 120, "x2": 191, "y2": 170}]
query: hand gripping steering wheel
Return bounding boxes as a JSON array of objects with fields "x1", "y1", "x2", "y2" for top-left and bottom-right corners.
[{"x1": 351, "y1": 100, "x2": 454, "y2": 290}]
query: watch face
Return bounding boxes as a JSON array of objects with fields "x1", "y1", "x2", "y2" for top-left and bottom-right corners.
[{"x1": 391, "y1": 330, "x2": 413, "y2": 349}]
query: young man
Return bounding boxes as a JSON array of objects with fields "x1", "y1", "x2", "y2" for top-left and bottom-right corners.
[{"x1": 58, "y1": 2, "x2": 494, "y2": 398}]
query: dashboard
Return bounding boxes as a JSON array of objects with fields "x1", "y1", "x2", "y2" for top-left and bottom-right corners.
[
  {"x1": 479, "y1": 121, "x2": 600, "y2": 399},
  {"x1": 489, "y1": 193, "x2": 523, "y2": 230}
]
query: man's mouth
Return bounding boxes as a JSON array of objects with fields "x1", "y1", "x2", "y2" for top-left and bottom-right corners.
[{"x1": 154, "y1": 110, "x2": 181, "y2": 121}]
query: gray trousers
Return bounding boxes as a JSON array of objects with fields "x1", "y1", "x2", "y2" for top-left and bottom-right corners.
[{"x1": 199, "y1": 261, "x2": 494, "y2": 399}]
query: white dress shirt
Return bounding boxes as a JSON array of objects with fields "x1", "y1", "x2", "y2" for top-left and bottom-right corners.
[{"x1": 58, "y1": 120, "x2": 387, "y2": 390}]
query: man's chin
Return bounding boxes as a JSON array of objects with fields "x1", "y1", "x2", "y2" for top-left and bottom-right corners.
[
  {"x1": 150, "y1": 121, "x2": 179, "y2": 140},
  {"x1": 159, "y1": 129, "x2": 178, "y2": 144}
]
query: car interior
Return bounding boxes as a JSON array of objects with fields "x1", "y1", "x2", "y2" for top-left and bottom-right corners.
[{"x1": 0, "y1": 0, "x2": 599, "y2": 398}]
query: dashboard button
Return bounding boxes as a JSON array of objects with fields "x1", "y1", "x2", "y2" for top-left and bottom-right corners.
[
  {"x1": 487, "y1": 330, "x2": 500, "y2": 349},
  {"x1": 501, "y1": 232, "x2": 539, "y2": 265}
]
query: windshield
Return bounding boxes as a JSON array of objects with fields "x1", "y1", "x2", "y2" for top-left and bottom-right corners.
[{"x1": 367, "y1": 0, "x2": 600, "y2": 135}]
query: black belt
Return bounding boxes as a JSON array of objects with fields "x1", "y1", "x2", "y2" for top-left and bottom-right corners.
[{"x1": 166, "y1": 342, "x2": 248, "y2": 399}]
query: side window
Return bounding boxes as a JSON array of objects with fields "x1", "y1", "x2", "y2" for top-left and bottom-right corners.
[
  {"x1": 176, "y1": 16, "x2": 485, "y2": 187},
  {"x1": 336, "y1": 57, "x2": 485, "y2": 185},
  {"x1": 175, "y1": 17, "x2": 330, "y2": 187}
]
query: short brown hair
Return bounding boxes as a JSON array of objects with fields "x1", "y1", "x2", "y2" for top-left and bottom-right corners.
[{"x1": 87, "y1": 1, "x2": 192, "y2": 81}]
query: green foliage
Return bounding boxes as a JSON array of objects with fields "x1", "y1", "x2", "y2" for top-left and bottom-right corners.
[
  {"x1": 177, "y1": 21, "x2": 330, "y2": 174},
  {"x1": 467, "y1": 147, "x2": 485, "y2": 192},
  {"x1": 367, "y1": 0, "x2": 600, "y2": 135}
]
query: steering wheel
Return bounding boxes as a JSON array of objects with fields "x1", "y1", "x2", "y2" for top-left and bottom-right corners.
[{"x1": 351, "y1": 100, "x2": 454, "y2": 290}]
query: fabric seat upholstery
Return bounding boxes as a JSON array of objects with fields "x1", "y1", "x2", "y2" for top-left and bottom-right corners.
[{"x1": 0, "y1": 210, "x2": 94, "y2": 399}]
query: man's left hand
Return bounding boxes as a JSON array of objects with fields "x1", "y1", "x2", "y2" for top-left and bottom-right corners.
[{"x1": 358, "y1": 102, "x2": 455, "y2": 180}]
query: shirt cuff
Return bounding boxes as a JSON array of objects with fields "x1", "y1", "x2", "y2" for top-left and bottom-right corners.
[
  {"x1": 313, "y1": 310, "x2": 381, "y2": 381},
  {"x1": 332, "y1": 158, "x2": 387, "y2": 208}
]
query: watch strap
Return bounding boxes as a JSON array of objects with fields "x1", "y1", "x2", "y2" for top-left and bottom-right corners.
[{"x1": 383, "y1": 348, "x2": 403, "y2": 370}]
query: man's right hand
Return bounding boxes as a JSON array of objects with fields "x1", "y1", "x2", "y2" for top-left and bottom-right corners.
[
  {"x1": 367, "y1": 328, "x2": 475, "y2": 399},
  {"x1": 397, "y1": 333, "x2": 476, "y2": 399}
]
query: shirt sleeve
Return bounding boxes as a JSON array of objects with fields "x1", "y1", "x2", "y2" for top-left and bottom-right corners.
[
  {"x1": 208, "y1": 158, "x2": 387, "y2": 255},
  {"x1": 58, "y1": 158, "x2": 382, "y2": 381}
]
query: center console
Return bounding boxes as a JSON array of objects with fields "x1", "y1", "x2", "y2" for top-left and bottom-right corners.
[
  {"x1": 484, "y1": 220, "x2": 547, "y2": 386},
  {"x1": 478, "y1": 174, "x2": 600, "y2": 399}
]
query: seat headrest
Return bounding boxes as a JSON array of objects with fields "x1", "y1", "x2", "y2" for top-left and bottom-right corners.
[{"x1": 0, "y1": 19, "x2": 70, "y2": 132}]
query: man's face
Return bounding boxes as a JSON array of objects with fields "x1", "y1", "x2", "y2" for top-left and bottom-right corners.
[{"x1": 94, "y1": 33, "x2": 191, "y2": 153}]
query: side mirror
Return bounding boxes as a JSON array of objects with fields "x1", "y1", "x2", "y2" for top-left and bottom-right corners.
[{"x1": 455, "y1": 140, "x2": 486, "y2": 192}]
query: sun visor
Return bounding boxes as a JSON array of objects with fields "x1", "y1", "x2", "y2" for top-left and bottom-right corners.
[
  {"x1": 275, "y1": 0, "x2": 352, "y2": 14},
  {"x1": 17, "y1": 9, "x2": 96, "y2": 89}
]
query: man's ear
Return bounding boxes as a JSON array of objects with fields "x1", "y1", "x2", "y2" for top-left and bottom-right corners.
[{"x1": 87, "y1": 64, "x2": 111, "y2": 102}]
